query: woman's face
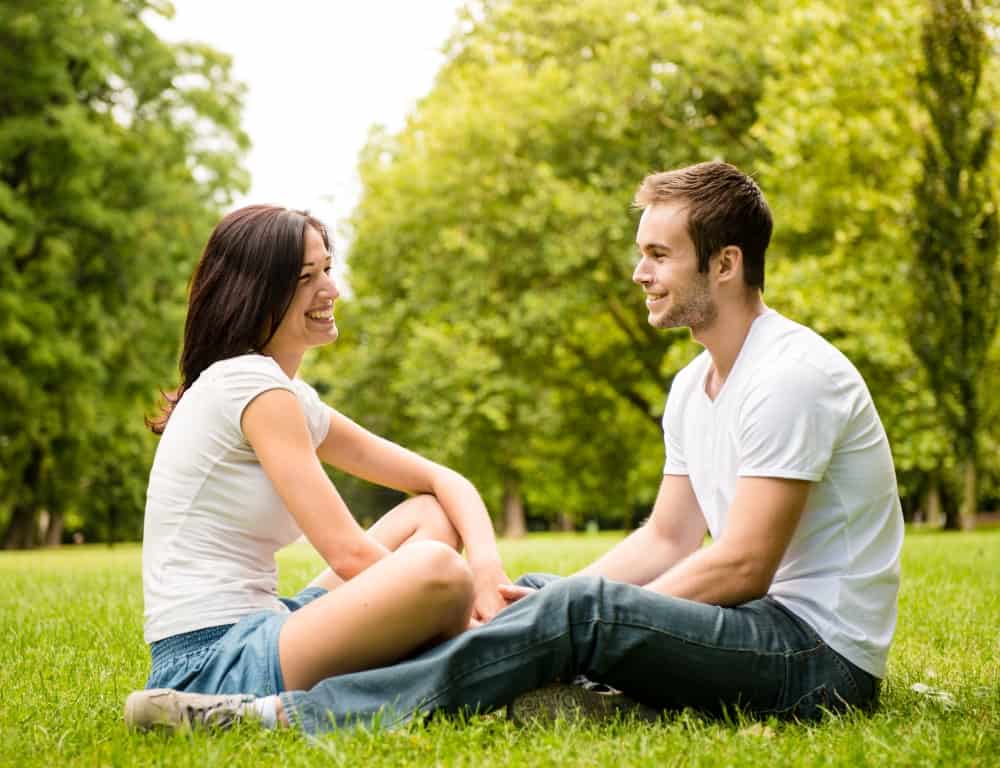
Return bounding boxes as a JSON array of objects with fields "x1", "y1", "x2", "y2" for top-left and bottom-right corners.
[{"x1": 263, "y1": 226, "x2": 339, "y2": 360}]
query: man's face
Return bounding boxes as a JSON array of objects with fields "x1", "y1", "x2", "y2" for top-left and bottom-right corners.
[{"x1": 633, "y1": 202, "x2": 717, "y2": 331}]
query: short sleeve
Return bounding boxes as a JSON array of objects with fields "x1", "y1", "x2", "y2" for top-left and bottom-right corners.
[
  {"x1": 737, "y1": 366, "x2": 840, "y2": 481},
  {"x1": 290, "y1": 379, "x2": 332, "y2": 447},
  {"x1": 662, "y1": 381, "x2": 689, "y2": 476},
  {"x1": 218, "y1": 357, "x2": 295, "y2": 437}
]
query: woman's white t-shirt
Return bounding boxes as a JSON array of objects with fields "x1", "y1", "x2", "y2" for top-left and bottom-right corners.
[
  {"x1": 663, "y1": 310, "x2": 903, "y2": 678},
  {"x1": 142, "y1": 354, "x2": 331, "y2": 643}
]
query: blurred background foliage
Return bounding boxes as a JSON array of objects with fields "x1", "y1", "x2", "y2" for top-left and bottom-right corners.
[{"x1": 1, "y1": 0, "x2": 997, "y2": 546}]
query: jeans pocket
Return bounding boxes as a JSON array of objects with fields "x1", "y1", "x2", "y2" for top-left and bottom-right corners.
[{"x1": 780, "y1": 645, "x2": 860, "y2": 720}]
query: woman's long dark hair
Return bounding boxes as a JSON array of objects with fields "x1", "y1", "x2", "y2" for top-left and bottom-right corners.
[{"x1": 147, "y1": 205, "x2": 330, "y2": 434}]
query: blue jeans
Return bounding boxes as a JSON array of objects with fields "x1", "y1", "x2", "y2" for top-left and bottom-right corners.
[{"x1": 280, "y1": 574, "x2": 879, "y2": 733}]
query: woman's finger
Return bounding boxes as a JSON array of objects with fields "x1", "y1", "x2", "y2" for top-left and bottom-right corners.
[{"x1": 497, "y1": 584, "x2": 536, "y2": 603}]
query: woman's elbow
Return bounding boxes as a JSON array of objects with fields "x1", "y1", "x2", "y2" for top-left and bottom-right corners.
[{"x1": 323, "y1": 537, "x2": 380, "y2": 579}]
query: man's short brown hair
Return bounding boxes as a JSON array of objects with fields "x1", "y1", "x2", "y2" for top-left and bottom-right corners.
[{"x1": 635, "y1": 161, "x2": 772, "y2": 291}]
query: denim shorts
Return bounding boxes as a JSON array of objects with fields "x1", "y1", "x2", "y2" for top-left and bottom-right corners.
[{"x1": 144, "y1": 586, "x2": 328, "y2": 697}]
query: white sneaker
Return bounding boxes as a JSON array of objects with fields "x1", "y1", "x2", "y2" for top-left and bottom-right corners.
[{"x1": 124, "y1": 688, "x2": 258, "y2": 732}]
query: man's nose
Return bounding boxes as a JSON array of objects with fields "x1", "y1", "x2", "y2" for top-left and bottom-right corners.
[{"x1": 633, "y1": 257, "x2": 649, "y2": 285}]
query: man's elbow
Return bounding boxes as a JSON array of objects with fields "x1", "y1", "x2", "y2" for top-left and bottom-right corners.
[{"x1": 731, "y1": 556, "x2": 776, "y2": 601}]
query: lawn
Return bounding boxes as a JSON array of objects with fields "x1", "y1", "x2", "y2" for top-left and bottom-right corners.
[{"x1": 1, "y1": 530, "x2": 997, "y2": 767}]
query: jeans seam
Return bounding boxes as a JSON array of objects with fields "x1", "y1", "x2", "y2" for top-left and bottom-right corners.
[
  {"x1": 828, "y1": 649, "x2": 860, "y2": 700},
  {"x1": 586, "y1": 616, "x2": 822, "y2": 658}
]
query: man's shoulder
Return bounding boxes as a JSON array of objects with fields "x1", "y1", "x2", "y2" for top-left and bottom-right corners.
[{"x1": 747, "y1": 312, "x2": 862, "y2": 385}]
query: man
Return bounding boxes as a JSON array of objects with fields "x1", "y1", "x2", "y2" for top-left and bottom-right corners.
[{"x1": 125, "y1": 161, "x2": 902, "y2": 732}]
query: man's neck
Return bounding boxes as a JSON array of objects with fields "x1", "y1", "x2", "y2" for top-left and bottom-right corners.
[{"x1": 693, "y1": 295, "x2": 768, "y2": 399}]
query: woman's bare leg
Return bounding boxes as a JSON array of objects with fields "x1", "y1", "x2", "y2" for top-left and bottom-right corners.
[
  {"x1": 308, "y1": 494, "x2": 460, "y2": 591},
  {"x1": 367, "y1": 493, "x2": 461, "y2": 551},
  {"x1": 282, "y1": 495, "x2": 471, "y2": 692},
  {"x1": 279, "y1": 540, "x2": 474, "y2": 691}
]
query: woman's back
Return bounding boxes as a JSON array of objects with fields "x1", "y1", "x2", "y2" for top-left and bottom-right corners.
[{"x1": 142, "y1": 353, "x2": 329, "y2": 643}]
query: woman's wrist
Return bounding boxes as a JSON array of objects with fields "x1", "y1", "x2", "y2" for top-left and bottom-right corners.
[{"x1": 468, "y1": 552, "x2": 504, "y2": 570}]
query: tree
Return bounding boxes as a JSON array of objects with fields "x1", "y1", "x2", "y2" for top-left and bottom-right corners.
[
  {"x1": 907, "y1": 0, "x2": 999, "y2": 529},
  {"x1": 316, "y1": 0, "x2": 776, "y2": 533},
  {"x1": 748, "y1": 0, "x2": 961, "y2": 518},
  {"x1": 0, "y1": 0, "x2": 249, "y2": 547},
  {"x1": 316, "y1": 0, "x2": 1000, "y2": 532}
]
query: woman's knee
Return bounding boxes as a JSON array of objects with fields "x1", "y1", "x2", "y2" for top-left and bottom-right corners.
[
  {"x1": 400, "y1": 540, "x2": 473, "y2": 606},
  {"x1": 410, "y1": 494, "x2": 461, "y2": 550}
]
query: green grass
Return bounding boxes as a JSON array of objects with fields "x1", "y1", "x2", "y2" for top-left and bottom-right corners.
[{"x1": 2, "y1": 530, "x2": 998, "y2": 767}]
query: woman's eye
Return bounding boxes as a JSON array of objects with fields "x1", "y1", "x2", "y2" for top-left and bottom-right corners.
[{"x1": 323, "y1": 266, "x2": 333, "y2": 274}]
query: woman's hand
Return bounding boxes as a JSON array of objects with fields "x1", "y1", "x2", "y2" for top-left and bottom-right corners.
[
  {"x1": 469, "y1": 558, "x2": 513, "y2": 623},
  {"x1": 498, "y1": 583, "x2": 537, "y2": 607}
]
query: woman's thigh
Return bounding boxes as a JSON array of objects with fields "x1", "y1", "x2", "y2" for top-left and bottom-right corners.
[{"x1": 280, "y1": 540, "x2": 473, "y2": 691}]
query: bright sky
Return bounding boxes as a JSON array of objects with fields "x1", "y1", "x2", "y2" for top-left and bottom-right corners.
[{"x1": 147, "y1": 1, "x2": 467, "y2": 267}]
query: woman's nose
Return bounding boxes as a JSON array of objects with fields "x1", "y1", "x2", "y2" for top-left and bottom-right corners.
[{"x1": 324, "y1": 273, "x2": 340, "y2": 300}]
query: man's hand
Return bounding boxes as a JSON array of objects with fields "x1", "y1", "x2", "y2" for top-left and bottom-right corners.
[{"x1": 469, "y1": 559, "x2": 513, "y2": 623}]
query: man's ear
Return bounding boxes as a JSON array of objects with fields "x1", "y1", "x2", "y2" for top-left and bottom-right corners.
[{"x1": 715, "y1": 245, "x2": 743, "y2": 286}]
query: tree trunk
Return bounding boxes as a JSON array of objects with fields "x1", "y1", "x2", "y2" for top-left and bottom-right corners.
[
  {"x1": 959, "y1": 458, "x2": 978, "y2": 531},
  {"x1": 925, "y1": 473, "x2": 943, "y2": 528},
  {"x1": 43, "y1": 508, "x2": 64, "y2": 547},
  {"x1": 555, "y1": 511, "x2": 574, "y2": 532},
  {"x1": 502, "y1": 475, "x2": 526, "y2": 539},
  {"x1": 2, "y1": 504, "x2": 39, "y2": 549},
  {"x1": 2, "y1": 446, "x2": 43, "y2": 549}
]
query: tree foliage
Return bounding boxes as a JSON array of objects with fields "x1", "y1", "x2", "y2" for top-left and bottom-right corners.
[
  {"x1": 317, "y1": 0, "x2": 777, "y2": 531},
  {"x1": 0, "y1": 0, "x2": 249, "y2": 547},
  {"x1": 4, "y1": 0, "x2": 997, "y2": 542},
  {"x1": 907, "y1": 0, "x2": 998, "y2": 529},
  {"x1": 318, "y1": 0, "x2": 1000, "y2": 532}
]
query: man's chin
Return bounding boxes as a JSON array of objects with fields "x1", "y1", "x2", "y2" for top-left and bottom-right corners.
[{"x1": 648, "y1": 312, "x2": 678, "y2": 330}]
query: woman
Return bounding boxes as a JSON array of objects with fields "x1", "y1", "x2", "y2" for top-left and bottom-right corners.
[{"x1": 134, "y1": 205, "x2": 510, "y2": 724}]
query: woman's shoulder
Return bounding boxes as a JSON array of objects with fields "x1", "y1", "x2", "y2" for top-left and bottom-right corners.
[
  {"x1": 186, "y1": 354, "x2": 294, "y2": 416},
  {"x1": 202, "y1": 353, "x2": 290, "y2": 385}
]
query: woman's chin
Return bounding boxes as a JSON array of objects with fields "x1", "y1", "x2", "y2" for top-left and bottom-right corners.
[{"x1": 315, "y1": 326, "x2": 338, "y2": 346}]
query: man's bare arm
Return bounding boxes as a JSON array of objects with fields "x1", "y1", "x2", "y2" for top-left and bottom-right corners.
[
  {"x1": 576, "y1": 474, "x2": 707, "y2": 584},
  {"x1": 644, "y1": 476, "x2": 810, "y2": 605}
]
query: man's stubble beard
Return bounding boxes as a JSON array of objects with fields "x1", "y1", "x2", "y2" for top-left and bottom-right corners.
[{"x1": 649, "y1": 273, "x2": 718, "y2": 332}]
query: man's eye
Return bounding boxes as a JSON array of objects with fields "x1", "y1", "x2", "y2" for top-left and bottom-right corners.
[{"x1": 323, "y1": 266, "x2": 333, "y2": 274}]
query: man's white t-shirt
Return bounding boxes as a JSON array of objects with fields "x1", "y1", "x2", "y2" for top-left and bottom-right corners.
[
  {"x1": 662, "y1": 310, "x2": 903, "y2": 678},
  {"x1": 142, "y1": 354, "x2": 331, "y2": 644}
]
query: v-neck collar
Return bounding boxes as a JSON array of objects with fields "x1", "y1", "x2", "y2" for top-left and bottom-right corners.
[{"x1": 700, "y1": 309, "x2": 775, "y2": 405}]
